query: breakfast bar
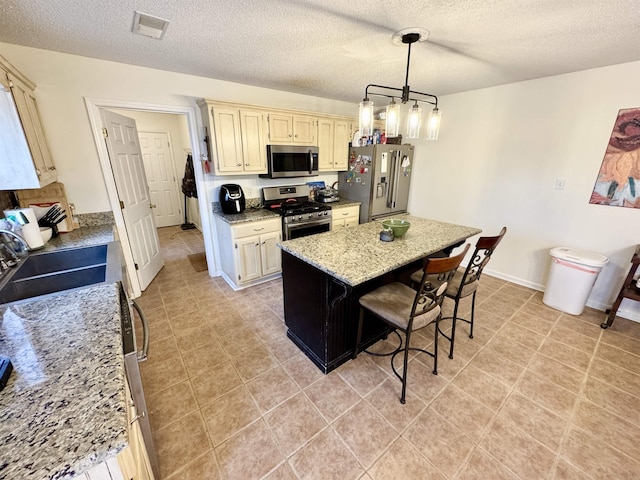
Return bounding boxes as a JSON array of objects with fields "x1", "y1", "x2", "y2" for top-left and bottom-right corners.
[{"x1": 278, "y1": 215, "x2": 481, "y2": 373}]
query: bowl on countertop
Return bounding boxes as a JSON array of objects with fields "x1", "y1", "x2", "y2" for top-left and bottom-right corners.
[
  {"x1": 381, "y1": 219, "x2": 411, "y2": 238},
  {"x1": 40, "y1": 226, "x2": 52, "y2": 243}
]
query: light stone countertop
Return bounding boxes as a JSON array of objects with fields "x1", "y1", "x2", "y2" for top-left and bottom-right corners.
[
  {"x1": 213, "y1": 206, "x2": 280, "y2": 225},
  {"x1": 278, "y1": 215, "x2": 482, "y2": 286},
  {"x1": 0, "y1": 227, "x2": 127, "y2": 480}
]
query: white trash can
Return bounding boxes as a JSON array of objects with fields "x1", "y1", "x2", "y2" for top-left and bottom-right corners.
[{"x1": 542, "y1": 247, "x2": 609, "y2": 315}]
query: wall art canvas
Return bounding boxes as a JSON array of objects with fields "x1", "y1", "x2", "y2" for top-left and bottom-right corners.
[{"x1": 590, "y1": 107, "x2": 640, "y2": 208}]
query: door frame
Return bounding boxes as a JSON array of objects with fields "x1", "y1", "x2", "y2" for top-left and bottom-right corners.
[{"x1": 85, "y1": 97, "x2": 216, "y2": 297}]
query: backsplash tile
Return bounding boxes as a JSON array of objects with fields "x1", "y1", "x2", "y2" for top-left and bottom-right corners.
[{"x1": 76, "y1": 211, "x2": 114, "y2": 227}]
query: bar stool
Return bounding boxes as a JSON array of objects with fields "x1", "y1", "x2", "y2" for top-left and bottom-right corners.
[
  {"x1": 410, "y1": 227, "x2": 507, "y2": 359},
  {"x1": 353, "y1": 244, "x2": 469, "y2": 404}
]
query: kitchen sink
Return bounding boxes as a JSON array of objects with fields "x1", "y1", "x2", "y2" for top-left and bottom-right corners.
[{"x1": 0, "y1": 242, "x2": 122, "y2": 306}]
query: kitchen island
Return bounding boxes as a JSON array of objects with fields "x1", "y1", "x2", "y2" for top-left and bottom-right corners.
[{"x1": 278, "y1": 215, "x2": 481, "y2": 373}]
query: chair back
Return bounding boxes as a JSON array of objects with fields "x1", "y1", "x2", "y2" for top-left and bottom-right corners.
[
  {"x1": 412, "y1": 243, "x2": 470, "y2": 321},
  {"x1": 458, "y1": 227, "x2": 507, "y2": 294}
]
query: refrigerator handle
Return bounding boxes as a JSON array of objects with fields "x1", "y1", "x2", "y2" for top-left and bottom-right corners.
[{"x1": 387, "y1": 150, "x2": 401, "y2": 209}]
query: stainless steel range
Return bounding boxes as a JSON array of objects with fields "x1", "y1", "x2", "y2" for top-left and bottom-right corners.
[{"x1": 263, "y1": 185, "x2": 332, "y2": 240}]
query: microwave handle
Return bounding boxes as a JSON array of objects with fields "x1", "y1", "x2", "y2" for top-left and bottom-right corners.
[
  {"x1": 308, "y1": 149, "x2": 313, "y2": 174},
  {"x1": 132, "y1": 299, "x2": 150, "y2": 362}
]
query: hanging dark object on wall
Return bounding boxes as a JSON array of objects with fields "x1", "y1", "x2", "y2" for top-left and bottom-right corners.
[{"x1": 181, "y1": 154, "x2": 197, "y2": 230}]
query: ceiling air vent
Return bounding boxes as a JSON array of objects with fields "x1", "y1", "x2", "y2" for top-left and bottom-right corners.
[{"x1": 132, "y1": 11, "x2": 170, "y2": 39}]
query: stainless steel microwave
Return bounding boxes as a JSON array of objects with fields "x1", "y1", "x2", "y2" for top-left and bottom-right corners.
[{"x1": 260, "y1": 145, "x2": 319, "y2": 178}]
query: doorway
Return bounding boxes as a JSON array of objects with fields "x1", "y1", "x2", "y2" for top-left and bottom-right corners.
[{"x1": 85, "y1": 98, "x2": 215, "y2": 298}]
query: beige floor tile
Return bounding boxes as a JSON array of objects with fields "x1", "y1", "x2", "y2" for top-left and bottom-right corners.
[
  {"x1": 595, "y1": 342, "x2": 640, "y2": 376},
  {"x1": 560, "y1": 426, "x2": 640, "y2": 479},
  {"x1": 510, "y1": 311, "x2": 555, "y2": 336},
  {"x1": 148, "y1": 319, "x2": 173, "y2": 342},
  {"x1": 161, "y1": 285, "x2": 195, "y2": 306},
  {"x1": 215, "y1": 420, "x2": 283, "y2": 479},
  {"x1": 471, "y1": 306, "x2": 510, "y2": 332},
  {"x1": 554, "y1": 315, "x2": 603, "y2": 339},
  {"x1": 336, "y1": 355, "x2": 390, "y2": 397},
  {"x1": 468, "y1": 348, "x2": 524, "y2": 387},
  {"x1": 264, "y1": 336, "x2": 302, "y2": 364},
  {"x1": 246, "y1": 365, "x2": 301, "y2": 413},
  {"x1": 430, "y1": 384, "x2": 495, "y2": 441},
  {"x1": 139, "y1": 354, "x2": 188, "y2": 397},
  {"x1": 153, "y1": 411, "x2": 212, "y2": 479},
  {"x1": 140, "y1": 304, "x2": 168, "y2": 324},
  {"x1": 332, "y1": 400, "x2": 398, "y2": 468},
  {"x1": 365, "y1": 379, "x2": 425, "y2": 431},
  {"x1": 538, "y1": 338, "x2": 592, "y2": 371},
  {"x1": 164, "y1": 450, "x2": 221, "y2": 480},
  {"x1": 168, "y1": 310, "x2": 209, "y2": 331},
  {"x1": 494, "y1": 321, "x2": 547, "y2": 351},
  {"x1": 527, "y1": 353, "x2": 586, "y2": 393},
  {"x1": 305, "y1": 373, "x2": 361, "y2": 423},
  {"x1": 282, "y1": 353, "x2": 325, "y2": 389},
  {"x1": 264, "y1": 462, "x2": 299, "y2": 480},
  {"x1": 201, "y1": 385, "x2": 261, "y2": 446},
  {"x1": 548, "y1": 324, "x2": 599, "y2": 354},
  {"x1": 174, "y1": 323, "x2": 218, "y2": 353},
  {"x1": 499, "y1": 392, "x2": 567, "y2": 451},
  {"x1": 289, "y1": 428, "x2": 364, "y2": 480},
  {"x1": 588, "y1": 358, "x2": 640, "y2": 398},
  {"x1": 404, "y1": 408, "x2": 476, "y2": 478},
  {"x1": 146, "y1": 335, "x2": 180, "y2": 361},
  {"x1": 402, "y1": 358, "x2": 449, "y2": 403},
  {"x1": 572, "y1": 398, "x2": 640, "y2": 462},
  {"x1": 551, "y1": 459, "x2": 593, "y2": 480},
  {"x1": 516, "y1": 370, "x2": 578, "y2": 419},
  {"x1": 147, "y1": 379, "x2": 199, "y2": 431},
  {"x1": 191, "y1": 360, "x2": 243, "y2": 407},
  {"x1": 164, "y1": 296, "x2": 201, "y2": 318},
  {"x1": 368, "y1": 437, "x2": 446, "y2": 480},
  {"x1": 486, "y1": 334, "x2": 536, "y2": 366},
  {"x1": 181, "y1": 340, "x2": 229, "y2": 378},
  {"x1": 582, "y1": 377, "x2": 640, "y2": 427},
  {"x1": 605, "y1": 316, "x2": 640, "y2": 341},
  {"x1": 480, "y1": 416, "x2": 556, "y2": 479},
  {"x1": 452, "y1": 365, "x2": 511, "y2": 411},
  {"x1": 264, "y1": 392, "x2": 327, "y2": 457},
  {"x1": 229, "y1": 344, "x2": 280, "y2": 382},
  {"x1": 457, "y1": 448, "x2": 519, "y2": 480},
  {"x1": 520, "y1": 301, "x2": 562, "y2": 322}
]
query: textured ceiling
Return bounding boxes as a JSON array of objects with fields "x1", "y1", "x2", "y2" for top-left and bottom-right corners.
[{"x1": 2, "y1": 0, "x2": 640, "y2": 104}]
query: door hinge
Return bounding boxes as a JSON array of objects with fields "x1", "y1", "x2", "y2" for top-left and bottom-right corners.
[
  {"x1": 134, "y1": 263, "x2": 139, "y2": 270},
  {"x1": 234, "y1": 243, "x2": 238, "y2": 249},
  {"x1": 119, "y1": 200, "x2": 125, "y2": 210},
  {"x1": 102, "y1": 127, "x2": 108, "y2": 138},
  {"x1": 8, "y1": 80, "x2": 14, "y2": 88}
]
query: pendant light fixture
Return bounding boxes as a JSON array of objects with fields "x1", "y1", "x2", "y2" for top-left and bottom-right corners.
[{"x1": 358, "y1": 28, "x2": 441, "y2": 140}]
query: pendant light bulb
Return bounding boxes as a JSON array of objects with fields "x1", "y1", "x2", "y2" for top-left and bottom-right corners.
[
  {"x1": 359, "y1": 99, "x2": 374, "y2": 137},
  {"x1": 385, "y1": 99, "x2": 400, "y2": 138},
  {"x1": 406, "y1": 102, "x2": 422, "y2": 139},
  {"x1": 426, "y1": 107, "x2": 442, "y2": 141}
]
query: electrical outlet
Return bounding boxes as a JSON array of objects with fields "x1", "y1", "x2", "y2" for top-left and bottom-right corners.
[{"x1": 555, "y1": 178, "x2": 566, "y2": 190}]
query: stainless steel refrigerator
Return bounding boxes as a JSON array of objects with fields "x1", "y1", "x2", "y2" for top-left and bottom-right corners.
[{"x1": 338, "y1": 144, "x2": 414, "y2": 224}]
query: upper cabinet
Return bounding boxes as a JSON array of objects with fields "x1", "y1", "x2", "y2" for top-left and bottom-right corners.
[
  {"x1": 0, "y1": 55, "x2": 57, "y2": 190},
  {"x1": 318, "y1": 118, "x2": 352, "y2": 172},
  {"x1": 267, "y1": 113, "x2": 317, "y2": 145},
  {"x1": 198, "y1": 100, "x2": 268, "y2": 175},
  {"x1": 199, "y1": 98, "x2": 355, "y2": 176}
]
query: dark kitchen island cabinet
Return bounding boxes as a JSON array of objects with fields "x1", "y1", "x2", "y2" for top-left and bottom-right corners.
[{"x1": 279, "y1": 216, "x2": 482, "y2": 373}]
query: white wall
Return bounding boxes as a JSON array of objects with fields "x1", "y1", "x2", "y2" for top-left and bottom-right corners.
[
  {"x1": 407, "y1": 61, "x2": 640, "y2": 321},
  {"x1": 0, "y1": 42, "x2": 356, "y2": 214}
]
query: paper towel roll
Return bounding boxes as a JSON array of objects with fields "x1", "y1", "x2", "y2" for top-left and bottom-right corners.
[{"x1": 3, "y1": 208, "x2": 44, "y2": 249}]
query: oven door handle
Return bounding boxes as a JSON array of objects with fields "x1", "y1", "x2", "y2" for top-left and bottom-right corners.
[{"x1": 132, "y1": 299, "x2": 149, "y2": 362}]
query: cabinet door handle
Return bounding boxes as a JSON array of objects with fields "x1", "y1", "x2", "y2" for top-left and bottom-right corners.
[
  {"x1": 130, "y1": 410, "x2": 145, "y2": 425},
  {"x1": 237, "y1": 162, "x2": 242, "y2": 166},
  {"x1": 254, "y1": 227, "x2": 264, "y2": 231}
]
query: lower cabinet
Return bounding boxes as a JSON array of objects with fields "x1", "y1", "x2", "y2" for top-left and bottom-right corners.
[
  {"x1": 332, "y1": 205, "x2": 360, "y2": 230},
  {"x1": 216, "y1": 217, "x2": 282, "y2": 288}
]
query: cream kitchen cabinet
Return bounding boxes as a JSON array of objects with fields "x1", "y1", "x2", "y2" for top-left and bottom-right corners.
[
  {"x1": 215, "y1": 216, "x2": 282, "y2": 288},
  {"x1": 198, "y1": 101, "x2": 267, "y2": 175},
  {"x1": 318, "y1": 118, "x2": 352, "y2": 172},
  {"x1": 0, "y1": 55, "x2": 57, "y2": 189},
  {"x1": 267, "y1": 113, "x2": 317, "y2": 145},
  {"x1": 332, "y1": 205, "x2": 360, "y2": 230}
]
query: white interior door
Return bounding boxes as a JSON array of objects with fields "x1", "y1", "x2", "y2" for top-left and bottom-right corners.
[
  {"x1": 101, "y1": 110, "x2": 164, "y2": 290},
  {"x1": 138, "y1": 131, "x2": 182, "y2": 228}
]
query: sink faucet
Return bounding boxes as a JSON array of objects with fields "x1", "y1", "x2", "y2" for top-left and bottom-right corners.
[{"x1": 0, "y1": 229, "x2": 29, "y2": 274}]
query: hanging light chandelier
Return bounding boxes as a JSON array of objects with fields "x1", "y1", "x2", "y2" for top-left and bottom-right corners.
[{"x1": 359, "y1": 28, "x2": 441, "y2": 141}]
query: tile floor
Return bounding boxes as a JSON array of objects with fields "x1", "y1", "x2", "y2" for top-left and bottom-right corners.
[{"x1": 137, "y1": 226, "x2": 640, "y2": 480}]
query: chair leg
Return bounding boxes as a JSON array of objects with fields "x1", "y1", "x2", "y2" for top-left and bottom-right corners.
[
  {"x1": 433, "y1": 318, "x2": 439, "y2": 375},
  {"x1": 353, "y1": 308, "x2": 364, "y2": 359},
  {"x1": 449, "y1": 298, "x2": 460, "y2": 359},
  {"x1": 400, "y1": 329, "x2": 411, "y2": 404},
  {"x1": 469, "y1": 291, "x2": 476, "y2": 339}
]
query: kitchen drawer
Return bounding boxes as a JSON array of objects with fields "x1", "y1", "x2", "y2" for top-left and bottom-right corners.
[
  {"x1": 333, "y1": 205, "x2": 360, "y2": 220},
  {"x1": 232, "y1": 218, "x2": 281, "y2": 239}
]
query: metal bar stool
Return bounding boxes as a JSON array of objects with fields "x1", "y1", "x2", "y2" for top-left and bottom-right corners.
[
  {"x1": 353, "y1": 244, "x2": 469, "y2": 404},
  {"x1": 410, "y1": 227, "x2": 507, "y2": 359}
]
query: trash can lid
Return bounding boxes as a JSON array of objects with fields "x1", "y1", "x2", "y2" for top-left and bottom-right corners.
[{"x1": 550, "y1": 247, "x2": 609, "y2": 267}]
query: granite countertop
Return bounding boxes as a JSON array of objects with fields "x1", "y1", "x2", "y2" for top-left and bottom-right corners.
[
  {"x1": 0, "y1": 227, "x2": 127, "y2": 480},
  {"x1": 213, "y1": 206, "x2": 280, "y2": 225},
  {"x1": 278, "y1": 215, "x2": 482, "y2": 286},
  {"x1": 325, "y1": 198, "x2": 361, "y2": 209}
]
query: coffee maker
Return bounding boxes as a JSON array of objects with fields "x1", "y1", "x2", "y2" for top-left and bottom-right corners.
[{"x1": 219, "y1": 184, "x2": 246, "y2": 214}]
